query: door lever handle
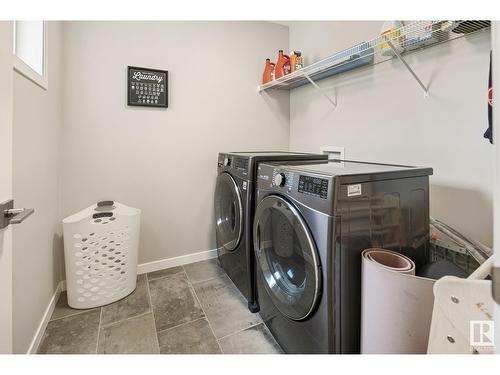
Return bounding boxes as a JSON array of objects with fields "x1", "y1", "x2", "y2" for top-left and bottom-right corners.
[
  {"x1": 0, "y1": 199, "x2": 35, "y2": 229},
  {"x1": 6, "y1": 208, "x2": 35, "y2": 224}
]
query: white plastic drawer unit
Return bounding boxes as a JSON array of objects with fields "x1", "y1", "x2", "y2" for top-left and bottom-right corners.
[{"x1": 62, "y1": 201, "x2": 141, "y2": 309}]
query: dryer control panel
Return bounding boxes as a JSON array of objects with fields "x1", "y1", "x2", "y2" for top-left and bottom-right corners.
[
  {"x1": 271, "y1": 169, "x2": 294, "y2": 191},
  {"x1": 298, "y1": 175, "x2": 329, "y2": 199},
  {"x1": 257, "y1": 163, "x2": 335, "y2": 215}
]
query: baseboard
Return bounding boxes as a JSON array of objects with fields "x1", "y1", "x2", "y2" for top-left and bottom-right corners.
[
  {"x1": 27, "y1": 280, "x2": 64, "y2": 354},
  {"x1": 137, "y1": 248, "x2": 218, "y2": 274}
]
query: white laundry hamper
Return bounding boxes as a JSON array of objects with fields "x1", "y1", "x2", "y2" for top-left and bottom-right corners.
[{"x1": 63, "y1": 201, "x2": 141, "y2": 309}]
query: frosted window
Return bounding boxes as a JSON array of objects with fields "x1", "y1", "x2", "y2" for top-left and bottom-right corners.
[{"x1": 14, "y1": 21, "x2": 44, "y2": 76}]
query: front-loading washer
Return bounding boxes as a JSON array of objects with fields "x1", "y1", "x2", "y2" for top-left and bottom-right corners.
[
  {"x1": 214, "y1": 151, "x2": 328, "y2": 312},
  {"x1": 253, "y1": 160, "x2": 432, "y2": 353}
]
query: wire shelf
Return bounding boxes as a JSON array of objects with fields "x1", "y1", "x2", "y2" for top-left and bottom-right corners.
[{"x1": 258, "y1": 20, "x2": 491, "y2": 94}]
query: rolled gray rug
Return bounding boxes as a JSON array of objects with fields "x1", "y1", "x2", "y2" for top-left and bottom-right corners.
[{"x1": 360, "y1": 248, "x2": 435, "y2": 354}]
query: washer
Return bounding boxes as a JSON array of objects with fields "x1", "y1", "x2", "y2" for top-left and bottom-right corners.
[
  {"x1": 253, "y1": 160, "x2": 433, "y2": 353},
  {"x1": 214, "y1": 151, "x2": 328, "y2": 312}
]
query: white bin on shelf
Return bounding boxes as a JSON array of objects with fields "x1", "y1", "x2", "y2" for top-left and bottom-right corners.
[{"x1": 63, "y1": 201, "x2": 141, "y2": 309}]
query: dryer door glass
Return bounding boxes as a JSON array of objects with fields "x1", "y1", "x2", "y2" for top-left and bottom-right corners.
[
  {"x1": 254, "y1": 195, "x2": 320, "y2": 321},
  {"x1": 214, "y1": 172, "x2": 243, "y2": 252}
]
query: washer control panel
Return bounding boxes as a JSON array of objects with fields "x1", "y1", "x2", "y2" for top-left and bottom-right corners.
[
  {"x1": 298, "y1": 175, "x2": 329, "y2": 199},
  {"x1": 218, "y1": 154, "x2": 250, "y2": 180},
  {"x1": 234, "y1": 157, "x2": 249, "y2": 171}
]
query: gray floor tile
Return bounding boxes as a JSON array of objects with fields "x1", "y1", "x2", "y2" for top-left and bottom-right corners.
[
  {"x1": 149, "y1": 272, "x2": 204, "y2": 332},
  {"x1": 50, "y1": 291, "x2": 98, "y2": 321},
  {"x1": 100, "y1": 274, "x2": 150, "y2": 325},
  {"x1": 158, "y1": 318, "x2": 221, "y2": 354},
  {"x1": 183, "y1": 258, "x2": 225, "y2": 284},
  {"x1": 38, "y1": 309, "x2": 100, "y2": 354},
  {"x1": 193, "y1": 274, "x2": 261, "y2": 339},
  {"x1": 147, "y1": 266, "x2": 184, "y2": 281},
  {"x1": 219, "y1": 323, "x2": 283, "y2": 354},
  {"x1": 98, "y1": 313, "x2": 159, "y2": 354}
]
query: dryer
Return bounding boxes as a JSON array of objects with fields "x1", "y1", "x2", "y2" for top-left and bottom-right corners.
[
  {"x1": 253, "y1": 160, "x2": 433, "y2": 353},
  {"x1": 214, "y1": 152, "x2": 328, "y2": 312}
]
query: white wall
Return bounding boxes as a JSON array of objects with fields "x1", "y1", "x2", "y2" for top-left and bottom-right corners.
[
  {"x1": 0, "y1": 21, "x2": 14, "y2": 354},
  {"x1": 288, "y1": 21, "x2": 493, "y2": 246},
  {"x1": 61, "y1": 21, "x2": 290, "y2": 264},
  {"x1": 12, "y1": 21, "x2": 64, "y2": 353}
]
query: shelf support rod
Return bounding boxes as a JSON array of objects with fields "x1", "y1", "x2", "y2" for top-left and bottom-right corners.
[
  {"x1": 302, "y1": 72, "x2": 337, "y2": 108},
  {"x1": 387, "y1": 40, "x2": 429, "y2": 96}
]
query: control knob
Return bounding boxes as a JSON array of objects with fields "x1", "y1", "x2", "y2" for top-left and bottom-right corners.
[
  {"x1": 274, "y1": 173, "x2": 286, "y2": 187},
  {"x1": 223, "y1": 157, "x2": 231, "y2": 167}
]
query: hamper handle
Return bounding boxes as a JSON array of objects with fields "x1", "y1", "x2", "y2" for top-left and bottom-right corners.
[
  {"x1": 97, "y1": 200, "x2": 114, "y2": 207},
  {"x1": 93, "y1": 212, "x2": 113, "y2": 219}
]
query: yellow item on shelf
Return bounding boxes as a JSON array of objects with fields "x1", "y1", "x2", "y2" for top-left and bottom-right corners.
[
  {"x1": 380, "y1": 21, "x2": 405, "y2": 56},
  {"x1": 290, "y1": 51, "x2": 303, "y2": 72}
]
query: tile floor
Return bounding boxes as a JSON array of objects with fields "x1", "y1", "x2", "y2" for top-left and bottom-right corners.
[{"x1": 37, "y1": 259, "x2": 283, "y2": 354}]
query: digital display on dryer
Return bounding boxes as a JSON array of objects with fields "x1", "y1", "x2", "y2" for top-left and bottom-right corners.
[{"x1": 298, "y1": 175, "x2": 328, "y2": 199}]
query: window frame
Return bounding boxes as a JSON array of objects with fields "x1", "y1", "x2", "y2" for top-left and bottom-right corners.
[{"x1": 13, "y1": 21, "x2": 48, "y2": 90}]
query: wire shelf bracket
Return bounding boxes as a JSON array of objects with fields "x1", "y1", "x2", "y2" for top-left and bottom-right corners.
[
  {"x1": 302, "y1": 72, "x2": 337, "y2": 108},
  {"x1": 387, "y1": 40, "x2": 429, "y2": 96}
]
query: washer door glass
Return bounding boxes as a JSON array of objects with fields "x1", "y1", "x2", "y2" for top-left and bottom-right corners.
[
  {"x1": 214, "y1": 172, "x2": 243, "y2": 252},
  {"x1": 254, "y1": 195, "x2": 320, "y2": 321}
]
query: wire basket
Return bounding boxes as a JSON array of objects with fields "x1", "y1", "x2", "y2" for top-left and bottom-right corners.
[
  {"x1": 429, "y1": 238, "x2": 480, "y2": 276},
  {"x1": 62, "y1": 201, "x2": 141, "y2": 309}
]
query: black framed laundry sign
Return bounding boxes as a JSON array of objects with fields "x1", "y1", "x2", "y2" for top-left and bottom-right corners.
[{"x1": 127, "y1": 66, "x2": 168, "y2": 108}]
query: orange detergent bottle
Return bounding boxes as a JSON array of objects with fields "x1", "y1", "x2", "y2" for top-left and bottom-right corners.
[
  {"x1": 290, "y1": 52, "x2": 297, "y2": 73},
  {"x1": 274, "y1": 50, "x2": 291, "y2": 79},
  {"x1": 262, "y1": 58, "x2": 275, "y2": 84}
]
